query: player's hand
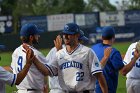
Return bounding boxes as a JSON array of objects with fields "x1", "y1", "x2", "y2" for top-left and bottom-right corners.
[
  {"x1": 133, "y1": 49, "x2": 140, "y2": 60},
  {"x1": 134, "y1": 41, "x2": 140, "y2": 59},
  {"x1": 54, "y1": 35, "x2": 62, "y2": 51},
  {"x1": 22, "y1": 44, "x2": 35, "y2": 64},
  {"x1": 104, "y1": 47, "x2": 112, "y2": 59},
  {"x1": 43, "y1": 84, "x2": 48, "y2": 93}
]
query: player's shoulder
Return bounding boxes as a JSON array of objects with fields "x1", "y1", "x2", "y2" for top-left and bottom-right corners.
[
  {"x1": 80, "y1": 44, "x2": 91, "y2": 51},
  {"x1": 30, "y1": 46, "x2": 42, "y2": 55},
  {"x1": 111, "y1": 47, "x2": 120, "y2": 54},
  {"x1": 50, "y1": 47, "x2": 57, "y2": 53},
  {"x1": 91, "y1": 43, "x2": 104, "y2": 50},
  {"x1": 92, "y1": 43, "x2": 102, "y2": 47},
  {"x1": 79, "y1": 44, "x2": 94, "y2": 55},
  {"x1": 12, "y1": 45, "x2": 23, "y2": 54},
  {"x1": 56, "y1": 47, "x2": 65, "y2": 54},
  {"x1": 129, "y1": 42, "x2": 137, "y2": 48}
]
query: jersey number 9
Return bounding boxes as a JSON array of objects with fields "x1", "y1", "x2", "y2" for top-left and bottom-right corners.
[{"x1": 17, "y1": 56, "x2": 23, "y2": 72}]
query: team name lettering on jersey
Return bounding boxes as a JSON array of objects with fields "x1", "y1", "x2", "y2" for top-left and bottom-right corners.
[{"x1": 60, "y1": 61, "x2": 83, "y2": 70}]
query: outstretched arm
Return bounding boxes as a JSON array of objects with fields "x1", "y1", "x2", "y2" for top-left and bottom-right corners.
[
  {"x1": 3, "y1": 66, "x2": 12, "y2": 72},
  {"x1": 43, "y1": 84, "x2": 49, "y2": 93},
  {"x1": 120, "y1": 49, "x2": 140, "y2": 76},
  {"x1": 95, "y1": 72, "x2": 108, "y2": 93},
  {"x1": 23, "y1": 43, "x2": 51, "y2": 76},
  {"x1": 15, "y1": 47, "x2": 34, "y2": 85},
  {"x1": 33, "y1": 57, "x2": 51, "y2": 76}
]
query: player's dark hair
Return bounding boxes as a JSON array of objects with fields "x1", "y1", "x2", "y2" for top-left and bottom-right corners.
[
  {"x1": 20, "y1": 36, "x2": 30, "y2": 43},
  {"x1": 102, "y1": 35, "x2": 115, "y2": 40}
]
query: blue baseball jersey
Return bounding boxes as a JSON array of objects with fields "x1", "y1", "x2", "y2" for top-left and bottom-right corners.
[{"x1": 91, "y1": 43, "x2": 124, "y2": 93}]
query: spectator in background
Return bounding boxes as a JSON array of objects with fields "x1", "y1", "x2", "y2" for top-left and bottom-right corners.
[
  {"x1": 91, "y1": 26, "x2": 140, "y2": 93},
  {"x1": 124, "y1": 40, "x2": 140, "y2": 93}
]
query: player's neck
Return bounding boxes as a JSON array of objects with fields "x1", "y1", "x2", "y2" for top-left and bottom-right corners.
[
  {"x1": 66, "y1": 43, "x2": 80, "y2": 53},
  {"x1": 102, "y1": 40, "x2": 112, "y2": 45},
  {"x1": 23, "y1": 42, "x2": 33, "y2": 46}
]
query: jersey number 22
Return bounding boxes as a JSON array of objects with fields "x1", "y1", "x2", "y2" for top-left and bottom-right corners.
[{"x1": 76, "y1": 72, "x2": 84, "y2": 81}]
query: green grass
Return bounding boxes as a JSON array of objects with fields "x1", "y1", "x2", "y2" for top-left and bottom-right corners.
[
  {"x1": 0, "y1": 42, "x2": 131, "y2": 93},
  {"x1": 113, "y1": 42, "x2": 132, "y2": 54}
]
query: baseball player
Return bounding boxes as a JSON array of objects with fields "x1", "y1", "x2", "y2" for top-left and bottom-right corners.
[
  {"x1": 46, "y1": 30, "x2": 89, "y2": 93},
  {"x1": 91, "y1": 26, "x2": 140, "y2": 93},
  {"x1": 28, "y1": 23, "x2": 108, "y2": 93},
  {"x1": 10, "y1": 23, "x2": 48, "y2": 93},
  {"x1": 0, "y1": 44, "x2": 34, "y2": 93},
  {"x1": 124, "y1": 41, "x2": 140, "y2": 93}
]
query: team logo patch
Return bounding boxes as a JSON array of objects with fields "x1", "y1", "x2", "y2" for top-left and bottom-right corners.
[
  {"x1": 95, "y1": 62, "x2": 99, "y2": 67},
  {"x1": 64, "y1": 25, "x2": 69, "y2": 31}
]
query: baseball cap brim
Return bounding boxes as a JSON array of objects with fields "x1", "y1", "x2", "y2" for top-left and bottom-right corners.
[
  {"x1": 36, "y1": 29, "x2": 44, "y2": 35},
  {"x1": 61, "y1": 31, "x2": 78, "y2": 35}
]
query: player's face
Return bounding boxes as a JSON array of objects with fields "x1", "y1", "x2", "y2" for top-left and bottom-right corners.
[
  {"x1": 32, "y1": 35, "x2": 40, "y2": 44},
  {"x1": 63, "y1": 34, "x2": 78, "y2": 46}
]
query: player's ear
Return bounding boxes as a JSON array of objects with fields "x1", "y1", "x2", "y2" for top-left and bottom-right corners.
[{"x1": 29, "y1": 35, "x2": 34, "y2": 41}]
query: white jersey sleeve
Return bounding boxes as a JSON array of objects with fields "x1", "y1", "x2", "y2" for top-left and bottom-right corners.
[
  {"x1": 0, "y1": 66, "x2": 17, "y2": 86},
  {"x1": 46, "y1": 47, "x2": 57, "y2": 62},
  {"x1": 45, "y1": 53, "x2": 58, "y2": 76},
  {"x1": 46, "y1": 47, "x2": 62, "y2": 90},
  {"x1": 89, "y1": 49, "x2": 102, "y2": 75},
  {"x1": 123, "y1": 42, "x2": 136, "y2": 65}
]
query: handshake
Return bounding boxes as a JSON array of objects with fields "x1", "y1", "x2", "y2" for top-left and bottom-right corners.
[{"x1": 22, "y1": 44, "x2": 35, "y2": 63}]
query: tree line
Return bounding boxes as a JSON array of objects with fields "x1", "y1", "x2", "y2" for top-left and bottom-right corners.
[{"x1": 0, "y1": 0, "x2": 139, "y2": 33}]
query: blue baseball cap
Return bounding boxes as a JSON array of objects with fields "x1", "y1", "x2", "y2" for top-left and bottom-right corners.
[
  {"x1": 0, "y1": 45, "x2": 6, "y2": 50},
  {"x1": 62, "y1": 23, "x2": 80, "y2": 35},
  {"x1": 79, "y1": 30, "x2": 89, "y2": 41},
  {"x1": 20, "y1": 23, "x2": 43, "y2": 37},
  {"x1": 102, "y1": 26, "x2": 115, "y2": 37}
]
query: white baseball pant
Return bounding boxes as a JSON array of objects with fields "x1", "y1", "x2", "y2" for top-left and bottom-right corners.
[{"x1": 126, "y1": 78, "x2": 140, "y2": 93}]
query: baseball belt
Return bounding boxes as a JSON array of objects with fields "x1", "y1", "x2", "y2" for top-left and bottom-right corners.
[
  {"x1": 68, "y1": 90, "x2": 90, "y2": 93},
  {"x1": 27, "y1": 89, "x2": 37, "y2": 91}
]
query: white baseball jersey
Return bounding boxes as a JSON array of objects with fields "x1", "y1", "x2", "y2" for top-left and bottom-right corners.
[
  {"x1": 46, "y1": 45, "x2": 65, "y2": 91},
  {"x1": 123, "y1": 42, "x2": 140, "y2": 78},
  {"x1": 11, "y1": 44, "x2": 48, "y2": 90},
  {"x1": 45, "y1": 44, "x2": 102, "y2": 92},
  {"x1": 0, "y1": 66, "x2": 17, "y2": 93}
]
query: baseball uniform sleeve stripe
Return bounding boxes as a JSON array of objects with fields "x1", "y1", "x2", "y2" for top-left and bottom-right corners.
[
  {"x1": 123, "y1": 61, "x2": 127, "y2": 65},
  {"x1": 45, "y1": 64, "x2": 54, "y2": 76},
  {"x1": 10, "y1": 66, "x2": 13, "y2": 70},
  {"x1": 11, "y1": 74, "x2": 16, "y2": 86},
  {"x1": 91, "y1": 69, "x2": 102, "y2": 75}
]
